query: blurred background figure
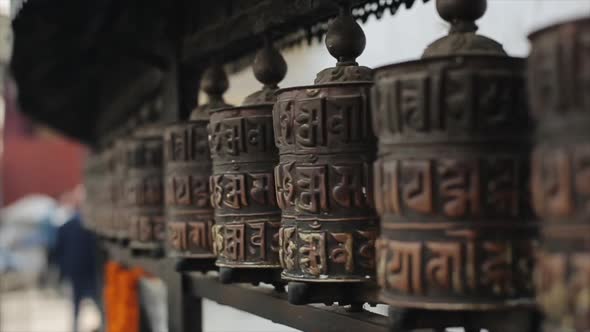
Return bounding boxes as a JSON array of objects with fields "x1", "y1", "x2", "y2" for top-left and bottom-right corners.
[
  {"x1": 0, "y1": 193, "x2": 57, "y2": 288},
  {"x1": 0, "y1": 0, "x2": 93, "y2": 329},
  {"x1": 0, "y1": 188, "x2": 102, "y2": 332},
  {"x1": 54, "y1": 185, "x2": 103, "y2": 332}
]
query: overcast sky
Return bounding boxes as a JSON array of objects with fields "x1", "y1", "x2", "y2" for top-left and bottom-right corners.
[{"x1": 0, "y1": 0, "x2": 7, "y2": 16}]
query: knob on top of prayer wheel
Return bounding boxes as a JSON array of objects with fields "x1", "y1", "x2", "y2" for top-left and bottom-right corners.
[
  {"x1": 325, "y1": 7, "x2": 365, "y2": 65},
  {"x1": 423, "y1": 0, "x2": 506, "y2": 57},
  {"x1": 314, "y1": 2, "x2": 372, "y2": 84},
  {"x1": 243, "y1": 41, "x2": 287, "y2": 106},
  {"x1": 191, "y1": 63, "x2": 232, "y2": 120}
]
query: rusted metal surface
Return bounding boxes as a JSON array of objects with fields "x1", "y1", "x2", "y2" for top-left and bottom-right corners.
[
  {"x1": 372, "y1": 0, "x2": 536, "y2": 316},
  {"x1": 81, "y1": 151, "x2": 98, "y2": 232},
  {"x1": 104, "y1": 147, "x2": 117, "y2": 239},
  {"x1": 163, "y1": 64, "x2": 233, "y2": 260},
  {"x1": 274, "y1": 5, "x2": 378, "y2": 305},
  {"x1": 126, "y1": 126, "x2": 165, "y2": 254},
  {"x1": 113, "y1": 139, "x2": 129, "y2": 242},
  {"x1": 208, "y1": 43, "x2": 286, "y2": 283},
  {"x1": 83, "y1": 149, "x2": 116, "y2": 238},
  {"x1": 528, "y1": 17, "x2": 590, "y2": 332},
  {"x1": 163, "y1": 122, "x2": 215, "y2": 258},
  {"x1": 274, "y1": 83, "x2": 378, "y2": 283}
]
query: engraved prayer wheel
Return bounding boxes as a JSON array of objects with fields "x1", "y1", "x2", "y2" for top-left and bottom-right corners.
[
  {"x1": 92, "y1": 148, "x2": 114, "y2": 238},
  {"x1": 104, "y1": 146, "x2": 117, "y2": 239},
  {"x1": 208, "y1": 42, "x2": 286, "y2": 285},
  {"x1": 126, "y1": 126, "x2": 165, "y2": 254},
  {"x1": 113, "y1": 139, "x2": 129, "y2": 243},
  {"x1": 87, "y1": 151, "x2": 104, "y2": 236},
  {"x1": 528, "y1": 18, "x2": 590, "y2": 331},
  {"x1": 82, "y1": 151, "x2": 98, "y2": 232},
  {"x1": 163, "y1": 64, "x2": 232, "y2": 261},
  {"x1": 372, "y1": 0, "x2": 536, "y2": 311},
  {"x1": 274, "y1": 4, "x2": 378, "y2": 305}
]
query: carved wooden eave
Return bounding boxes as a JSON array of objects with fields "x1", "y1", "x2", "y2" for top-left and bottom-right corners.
[
  {"x1": 10, "y1": 0, "x2": 428, "y2": 145},
  {"x1": 182, "y1": 0, "x2": 428, "y2": 67}
]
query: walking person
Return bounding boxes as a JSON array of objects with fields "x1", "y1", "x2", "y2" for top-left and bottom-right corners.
[{"x1": 54, "y1": 186, "x2": 102, "y2": 332}]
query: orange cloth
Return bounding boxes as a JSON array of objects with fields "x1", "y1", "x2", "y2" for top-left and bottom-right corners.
[{"x1": 103, "y1": 261, "x2": 148, "y2": 332}]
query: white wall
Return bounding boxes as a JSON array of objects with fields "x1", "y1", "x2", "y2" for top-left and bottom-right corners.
[
  {"x1": 218, "y1": 0, "x2": 590, "y2": 105},
  {"x1": 0, "y1": 0, "x2": 8, "y2": 16}
]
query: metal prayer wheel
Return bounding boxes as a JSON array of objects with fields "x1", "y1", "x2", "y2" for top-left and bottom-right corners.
[
  {"x1": 528, "y1": 18, "x2": 590, "y2": 331},
  {"x1": 274, "y1": 5, "x2": 378, "y2": 305},
  {"x1": 208, "y1": 42, "x2": 286, "y2": 285},
  {"x1": 92, "y1": 149, "x2": 114, "y2": 238},
  {"x1": 372, "y1": 0, "x2": 536, "y2": 312},
  {"x1": 104, "y1": 146, "x2": 117, "y2": 239},
  {"x1": 82, "y1": 151, "x2": 98, "y2": 232},
  {"x1": 126, "y1": 126, "x2": 165, "y2": 254},
  {"x1": 113, "y1": 139, "x2": 129, "y2": 243},
  {"x1": 163, "y1": 64, "x2": 232, "y2": 263},
  {"x1": 86, "y1": 151, "x2": 103, "y2": 236}
]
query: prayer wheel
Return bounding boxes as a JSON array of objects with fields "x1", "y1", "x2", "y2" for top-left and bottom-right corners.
[
  {"x1": 126, "y1": 126, "x2": 165, "y2": 255},
  {"x1": 163, "y1": 64, "x2": 232, "y2": 263},
  {"x1": 528, "y1": 17, "x2": 590, "y2": 332},
  {"x1": 372, "y1": 0, "x2": 536, "y2": 311},
  {"x1": 104, "y1": 146, "x2": 117, "y2": 239},
  {"x1": 208, "y1": 42, "x2": 286, "y2": 285},
  {"x1": 113, "y1": 139, "x2": 129, "y2": 243},
  {"x1": 274, "y1": 4, "x2": 378, "y2": 305},
  {"x1": 82, "y1": 151, "x2": 98, "y2": 232},
  {"x1": 93, "y1": 149, "x2": 114, "y2": 238}
]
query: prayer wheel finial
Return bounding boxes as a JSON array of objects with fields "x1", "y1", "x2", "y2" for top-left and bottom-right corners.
[
  {"x1": 423, "y1": 0, "x2": 505, "y2": 57},
  {"x1": 315, "y1": 2, "x2": 372, "y2": 84},
  {"x1": 437, "y1": 0, "x2": 486, "y2": 33},
  {"x1": 191, "y1": 62, "x2": 231, "y2": 120},
  {"x1": 253, "y1": 39, "x2": 287, "y2": 89},
  {"x1": 243, "y1": 39, "x2": 287, "y2": 105},
  {"x1": 325, "y1": 2, "x2": 366, "y2": 66},
  {"x1": 201, "y1": 63, "x2": 229, "y2": 102}
]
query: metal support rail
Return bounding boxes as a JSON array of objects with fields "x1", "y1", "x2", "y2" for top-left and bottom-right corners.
[
  {"x1": 102, "y1": 242, "x2": 390, "y2": 332},
  {"x1": 186, "y1": 274, "x2": 389, "y2": 332}
]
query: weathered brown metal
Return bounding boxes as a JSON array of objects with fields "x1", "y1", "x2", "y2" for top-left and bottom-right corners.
[
  {"x1": 113, "y1": 139, "x2": 129, "y2": 243},
  {"x1": 372, "y1": 0, "x2": 536, "y2": 315},
  {"x1": 126, "y1": 125, "x2": 165, "y2": 254},
  {"x1": 104, "y1": 146, "x2": 118, "y2": 240},
  {"x1": 528, "y1": 17, "x2": 590, "y2": 332},
  {"x1": 81, "y1": 151, "x2": 98, "y2": 233},
  {"x1": 274, "y1": 4, "x2": 378, "y2": 305},
  {"x1": 163, "y1": 64, "x2": 232, "y2": 260},
  {"x1": 86, "y1": 148, "x2": 115, "y2": 239},
  {"x1": 208, "y1": 42, "x2": 286, "y2": 285}
]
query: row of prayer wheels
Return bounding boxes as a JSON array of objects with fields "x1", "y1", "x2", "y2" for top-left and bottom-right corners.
[{"x1": 82, "y1": 0, "x2": 589, "y2": 330}]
